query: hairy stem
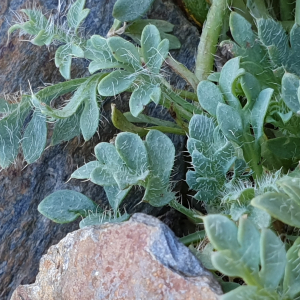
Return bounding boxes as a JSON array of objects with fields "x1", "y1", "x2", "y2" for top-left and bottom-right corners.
[
  {"x1": 169, "y1": 199, "x2": 203, "y2": 224},
  {"x1": 165, "y1": 56, "x2": 199, "y2": 90},
  {"x1": 195, "y1": 0, "x2": 227, "y2": 81}
]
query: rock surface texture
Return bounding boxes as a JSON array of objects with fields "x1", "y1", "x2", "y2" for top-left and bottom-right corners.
[
  {"x1": 11, "y1": 213, "x2": 222, "y2": 300},
  {"x1": 0, "y1": 0, "x2": 200, "y2": 298}
]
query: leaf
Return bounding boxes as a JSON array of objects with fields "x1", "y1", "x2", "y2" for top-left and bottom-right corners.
[
  {"x1": 259, "y1": 228, "x2": 286, "y2": 289},
  {"x1": 129, "y1": 84, "x2": 159, "y2": 117},
  {"x1": 79, "y1": 212, "x2": 130, "y2": 228},
  {"x1": 79, "y1": 78, "x2": 100, "y2": 141},
  {"x1": 67, "y1": 0, "x2": 90, "y2": 32},
  {"x1": 55, "y1": 44, "x2": 72, "y2": 80},
  {"x1": 107, "y1": 36, "x2": 141, "y2": 69},
  {"x1": 251, "y1": 88, "x2": 273, "y2": 145},
  {"x1": 22, "y1": 111, "x2": 47, "y2": 164},
  {"x1": 71, "y1": 161, "x2": 100, "y2": 179},
  {"x1": 38, "y1": 190, "x2": 97, "y2": 223},
  {"x1": 219, "y1": 57, "x2": 243, "y2": 110},
  {"x1": 98, "y1": 70, "x2": 136, "y2": 96},
  {"x1": 188, "y1": 114, "x2": 215, "y2": 156},
  {"x1": 115, "y1": 132, "x2": 148, "y2": 175},
  {"x1": 145, "y1": 129, "x2": 175, "y2": 183},
  {"x1": 251, "y1": 191, "x2": 300, "y2": 228},
  {"x1": 282, "y1": 72, "x2": 300, "y2": 113},
  {"x1": 51, "y1": 106, "x2": 82, "y2": 145},
  {"x1": 104, "y1": 185, "x2": 132, "y2": 212},
  {"x1": 35, "y1": 78, "x2": 87, "y2": 105},
  {"x1": 143, "y1": 176, "x2": 175, "y2": 206},
  {"x1": 266, "y1": 137, "x2": 300, "y2": 160},
  {"x1": 113, "y1": 0, "x2": 155, "y2": 22},
  {"x1": 91, "y1": 166, "x2": 118, "y2": 186},
  {"x1": 39, "y1": 74, "x2": 104, "y2": 119},
  {"x1": 283, "y1": 237, "x2": 300, "y2": 299},
  {"x1": 204, "y1": 215, "x2": 261, "y2": 283},
  {"x1": 220, "y1": 286, "x2": 278, "y2": 300},
  {"x1": 0, "y1": 98, "x2": 31, "y2": 168},
  {"x1": 197, "y1": 80, "x2": 224, "y2": 117},
  {"x1": 32, "y1": 29, "x2": 54, "y2": 46},
  {"x1": 216, "y1": 103, "x2": 244, "y2": 144}
]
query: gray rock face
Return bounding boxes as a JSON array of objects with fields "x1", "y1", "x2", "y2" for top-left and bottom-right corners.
[
  {"x1": 0, "y1": 0, "x2": 200, "y2": 298},
  {"x1": 11, "y1": 213, "x2": 222, "y2": 300}
]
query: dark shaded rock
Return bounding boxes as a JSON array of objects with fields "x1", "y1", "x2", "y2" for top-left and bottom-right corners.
[
  {"x1": 0, "y1": 0, "x2": 200, "y2": 298},
  {"x1": 11, "y1": 213, "x2": 222, "y2": 300}
]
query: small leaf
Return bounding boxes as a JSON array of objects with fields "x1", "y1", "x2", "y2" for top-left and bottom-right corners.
[
  {"x1": 115, "y1": 132, "x2": 148, "y2": 174},
  {"x1": 98, "y1": 70, "x2": 136, "y2": 96},
  {"x1": 197, "y1": 80, "x2": 224, "y2": 117},
  {"x1": 251, "y1": 88, "x2": 273, "y2": 145},
  {"x1": 283, "y1": 237, "x2": 300, "y2": 299},
  {"x1": 55, "y1": 44, "x2": 72, "y2": 80},
  {"x1": 266, "y1": 137, "x2": 300, "y2": 160},
  {"x1": 22, "y1": 111, "x2": 47, "y2": 164},
  {"x1": 71, "y1": 161, "x2": 100, "y2": 179},
  {"x1": 282, "y1": 72, "x2": 300, "y2": 113},
  {"x1": 79, "y1": 78, "x2": 99, "y2": 141},
  {"x1": 251, "y1": 191, "x2": 300, "y2": 228},
  {"x1": 259, "y1": 228, "x2": 286, "y2": 289},
  {"x1": 113, "y1": 0, "x2": 155, "y2": 22},
  {"x1": 145, "y1": 129, "x2": 175, "y2": 182},
  {"x1": 217, "y1": 103, "x2": 244, "y2": 144},
  {"x1": 38, "y1": 190, "x2": 97, "y2": 223},
  {"x1": 107, "y1": 36, "x2": 140, "y2": 69},
  {"x1": 0, "y1": 99, "x2": 31, "y2": 168},
  {"x1": 51, "y1": 106, "x2": 82, "y2": 145},
  {"x1": 67, "y1": 0, "x2": 90, "y2": 32},
  {"x1": 104, "y1": 185, "x2": 132, "y2": 212},
  {"x1": 91, "y1": 166, "x2": 117, "y2": 186}
]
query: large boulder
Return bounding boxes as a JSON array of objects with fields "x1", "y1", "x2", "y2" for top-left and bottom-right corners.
[
  {"x1": 0, "y1": 0, "x2": 200, "y2": 298},
  {"x1": 11, "y1": 213, "x2": 222, "y2": 300}
]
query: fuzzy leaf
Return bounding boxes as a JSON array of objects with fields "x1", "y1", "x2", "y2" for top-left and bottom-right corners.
[
  {"x1": 0, "y1": 99, "x2": 31, "y2": 168},
  {"x1": 71, "y1": 161, "x2": 100, "y2": 179},
  {"x1": 266, "y1": 137, "x2": 300, "y2": 160},
  {"x1": 79, "y1": 79, "x2": 100, "y2": 141},
  {"x1": 51, "y1": 106, "x2": 82, "y2": 145},
  {"x1": 104, "y1": 185, "x2": 132, "y2": 212},
  {"x1": 115, "y1": 132, "x2": 148, "y2": 174},
  {"x1": 145, "y1": 129, "x2": 175, "y2": 183},
  {"x1": 67, "y1": 0, "x2": 90, "y2": 32},
  {"x1": 219, "y1": 57, "x2": 243, "y2": 110},
  {"x1": 251, "y1": 88, "x2": 273, "y2": 145},
  {"x1": 107, "y1": 36, "x2": 141, "y2": 69},
  {"x1": 22, "y1": 111, "x2": 47, "y2": 164},
  {"x1": 217, "y1": 103, "x2": 244, "y2": 144},
  {"x1": 197, "y1": 80, "x2": 224, "y2": 117},
  {"x1": 98, "y1": 70, "x2": 136, "y2": 96},
  {"x1": 91, "y1": 166, "x2": 117, "y2": 186},
  {"x1": 38, "y1": 190, "x2": 97, "y2": 223},
  {"x1": 283, "y1": 237, "x2": 300, "y2": 299},
  {"x1": 113, "y1": 0, "x2": 155, "y2": 22},
  {"x1": 259, "y1": 228, "x2": 286, "y2": 289},
  {"x1": 55, "y1": 44, "x2": 72, "y2": 80},
  {"x1": 282, "y1": 72, "x2": 300, "y2": 113}
]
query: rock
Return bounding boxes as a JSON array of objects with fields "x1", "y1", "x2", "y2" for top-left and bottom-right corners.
[
  {"x1": 0, "y1": 0, "x2": 200, "y2": 298},
  {"x1": 11, "y1": 213, "x2": 222, "y2": 300}
]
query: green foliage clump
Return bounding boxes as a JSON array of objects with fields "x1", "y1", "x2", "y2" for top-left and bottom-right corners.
[{"x1": 6, "y1": 0, "x2": 300, "y2": 297}]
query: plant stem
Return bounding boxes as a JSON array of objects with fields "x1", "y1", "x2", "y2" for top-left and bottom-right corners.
[
  {"x1": 242, "y1": 132, "x2": 263, "y2": 179},
  {"x1": 296, "y1": 0, "x2": 300, "y2": 25},
  {"x1": 172, "y1": 89, "x2": 198, "y2": 102},
  {"x1": 179, "y1": 230, "x2": 206, "y2": 246},
  {"x1": 169, "y1": 199, "x2": 203, "y2": 224},
  {"x1": 165, "y1": 56, "x2": 199, "y2": 90},
  {"x1": 111, "y1": 104, "x2": 148, "y2": 137},
  {"x1": 195, "y1": 0, "x2": 227, "y2": 81}
]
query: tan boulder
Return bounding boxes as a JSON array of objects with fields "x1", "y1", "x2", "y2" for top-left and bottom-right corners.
[{"x1": 11, "y1": 213, "x2": 222, "y2": 300}]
